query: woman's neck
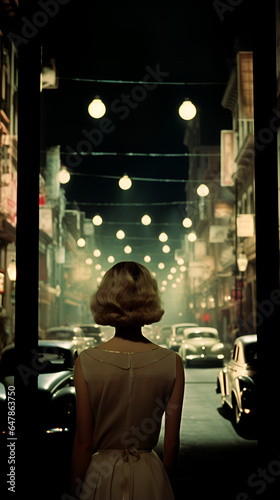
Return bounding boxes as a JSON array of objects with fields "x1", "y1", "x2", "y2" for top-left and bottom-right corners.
[{"x1": 114, "y1": 326, "x2": 149, "y2": 342}]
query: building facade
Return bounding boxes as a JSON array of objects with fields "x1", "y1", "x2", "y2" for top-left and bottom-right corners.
[
  {"x1": 0, "y1": 29, "x2": 18, "y2": 343},
  {"x1": 183, "y1": 51, "x2": 256, "y2": 344}
]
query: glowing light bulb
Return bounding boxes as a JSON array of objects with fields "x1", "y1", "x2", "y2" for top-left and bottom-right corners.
[
  {"x1": 58, "y1": 167, "x2": 70, "y2": 184},
  {"x1": 178, "y1": 99, "x2": 197, "y2": 120},
  {"x1": 88, "y1": 97, "x2": 106, "y2": 118},
  {"x1": 141, "y1": 214, "x2": 151, "y2": 225},
  {"x1": 116, "y1": 230, "x2": 125, "y2": 239},
  {"x1": 182, "y1": 217, "x2": 192, "y2": 228},
  {"x1": 197, "y1": 184, "x2": 209, "y2": 197},
  {"x1": 162, "y1": 245, "x2": 170, "y2": 253},
  {"x1": 77, "y1": 238, "x2": 86, "y2": 248},
  {"x1": 188, "y1": 232, "x2": 197, "y2": 242},
  {"x1": 119, "y1": 175, "x2": 132, "y2": 190},
  {"x1": 159, "y1": 232, "x2": 168, "y2": 242},
  {"x1": 92, "y1": 215, "x2": 103, "y2": 226}
]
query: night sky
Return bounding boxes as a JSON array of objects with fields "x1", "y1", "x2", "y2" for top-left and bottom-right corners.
[{"x1": 40, "y1": 0, "x2": 253, "y2": 278}]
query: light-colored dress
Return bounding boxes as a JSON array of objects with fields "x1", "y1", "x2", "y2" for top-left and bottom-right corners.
[{"x1": 79, "y1": 346, "x2": 177, "y2": 500}]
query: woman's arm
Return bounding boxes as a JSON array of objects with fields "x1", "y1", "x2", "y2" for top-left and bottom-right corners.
[
  {"x1": 163, "y1": 353, "x2": 185, "y2": 478},
  {"x1": 70, "y1": 356, "x2": 94, "y2": 498}
]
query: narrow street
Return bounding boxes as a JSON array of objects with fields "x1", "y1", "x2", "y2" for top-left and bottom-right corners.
[{"x1": 156, "y1": 367, "x2": 259, "y2": 500}]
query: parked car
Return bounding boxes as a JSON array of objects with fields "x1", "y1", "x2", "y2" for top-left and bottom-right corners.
[
  {"x1": 0, "y1": 340, "x2": 77, "y2": 438},
  {"x1": 162, "y1": 323, "x2": 199, "y2": 351},
  {"x1": 143, "y1": 325, "x2": 168, "y2": 348},
  {"x1": 45, "y1": 326, "x2": 95, "y2": 353},
  {"x1": 72, "y1": 324, "x2": 107, "y2": 345},
  {"x1": 178, "y1": 327, "x2": 231, "y2": 367},
  {"x1": 216, "y1": 334, "x2": 257, "y2": 436}
]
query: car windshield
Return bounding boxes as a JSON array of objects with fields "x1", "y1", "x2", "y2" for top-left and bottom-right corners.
[
  {"x1": 186, "y1": 332, "x2": 218, "y2": 339},
  {"x1": 176, "y1": 327, "x2": 192, "y2": 336},
  {"x1": 79, "y1": 326, "x2": 101, "y2": 337},
  {"x1": 38, "y1": 351, "x2": 68, "y2": 366},
  {"x1": 46, "y1": 330, "x2": 76, "y2": 340},
  {"x1": 244, "y1": 343, "x2": 257, "y2": 363}
]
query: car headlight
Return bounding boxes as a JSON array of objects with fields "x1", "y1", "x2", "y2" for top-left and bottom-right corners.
[
  {"x1": 211, "y1": 343, "x2": 224, "y2": 352},
  {"x1": 184, "y1": 344, "x2": 196, "y2": 353}
]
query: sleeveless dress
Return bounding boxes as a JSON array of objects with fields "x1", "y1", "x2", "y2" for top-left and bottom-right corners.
[{"x1": 79, "y1": 345, "x2": 177, "y2": 500}]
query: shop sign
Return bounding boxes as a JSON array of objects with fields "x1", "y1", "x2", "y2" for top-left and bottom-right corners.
[
  {"x1": 39, "y1": 207, "x2": 53, "y2": 236},
  {"x1": 209, "y1": 225, "x2": 229, "y2": 243},
  {"x1": 237, "y1": 214, "x2": 254, "y2": 237},
  {"x1": 214, "y1": 201, "x2": 233, "y2": 218},
  {"x1": 0, "y1": 271, "x2": 4, "y2": 293}
]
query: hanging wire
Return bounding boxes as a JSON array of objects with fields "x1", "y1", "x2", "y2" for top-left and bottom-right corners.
[
  {"x1": 66, "y1": 172, "x2": 220, "y2": 184},
  {"x1": 59, "y1": 151, "x2": 220, "y2": 158},
  {"x1": 66, "y1": 200, "x2": 201, "y2": 207},
  {"x1": 58, "y1": 77, "x2": 227, "y2": 86}
]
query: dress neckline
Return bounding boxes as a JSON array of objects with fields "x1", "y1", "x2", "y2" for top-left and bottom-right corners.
[{"x1": 93, "y1": 346, "x2": 162, "y2": 354}]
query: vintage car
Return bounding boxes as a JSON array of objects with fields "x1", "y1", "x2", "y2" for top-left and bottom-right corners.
[
  {"x1": 161, "y1": 323, "x2": 199, "y2": 351},
  {"x1": 0, "y1": 340, "x2": 77, "y2": 438},
  {"x1": 73, "y1": 324, "x2": 108, "y2": 344},
  {"x1": 178, "y1": 326, "x2": 231, "y2": 367},
  {"x1": 216, "y1": 334, "x2": 257, "y2": 436},
  {"x1": 45, "y1": 325, "x2": 96, "y2": 354}
]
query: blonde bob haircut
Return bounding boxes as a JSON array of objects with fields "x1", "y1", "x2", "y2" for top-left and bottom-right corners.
[{"x1": 90, "y1": 261, "x2": 164, "y2": 327}]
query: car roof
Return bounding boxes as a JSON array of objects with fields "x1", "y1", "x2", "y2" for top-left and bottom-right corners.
[
  {"x1": 183, "y1": 327, "x2": 218, "y2": 333},
  {"x1": 161, "y1": 323, "x2": 198, "y2": 329},
  {"x1": 73, "y1": 324, "x2": 100, "y2": 327},
  {"x1": 39, "y1": 340, "x2": 77, "y2": 350},
  {"x1": 235, "y1": 334, "x2": 257, "y2": 345},
  {"x1": 172, "y1": 323, "x2": 199, "y2": 327},
  {"x1": 2, "y1": 340, "x2": 77, "y2": 352},
  {"x1": 46, "y1": 326, "x2": 82, "y2": 331}
]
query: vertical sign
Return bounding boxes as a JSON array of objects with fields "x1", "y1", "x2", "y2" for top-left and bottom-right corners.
[
  {"x1": 220, "y1": 130, "x2": 236, "y2": 186},
  {"x1": 237, "y1": 51, "x2": 254, "y2": 120}
]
